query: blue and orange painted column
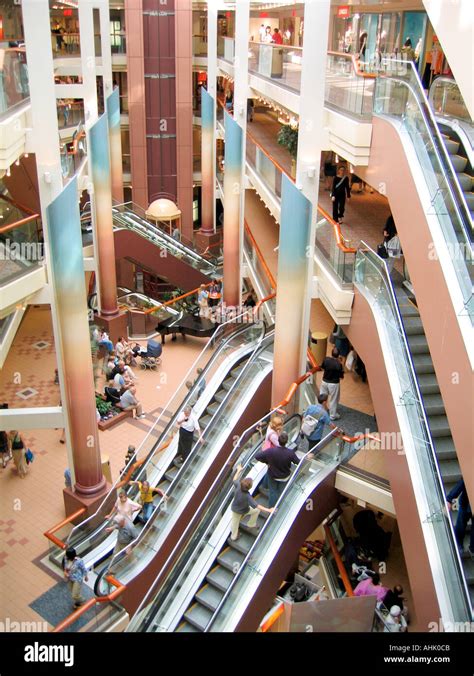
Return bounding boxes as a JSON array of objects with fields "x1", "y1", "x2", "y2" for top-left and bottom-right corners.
[
  {"x1": 46, "y1": 178, "x2": 105, "y2": 497},
  {"x1": 106, "y1": 87, "x2": 124, "y2": 204},
  {"x1": 88, "y1": 113, "x2": 119, "y2": 319},
  {"x1": 200, "y1": 88, "x2": 215, "y2": 235},
  {"x1": 223, "y1": 112, "x2": 243, "y2": 306},
  {"x1": 272, "y1": 175, "x2": 313, "y2": 406}
]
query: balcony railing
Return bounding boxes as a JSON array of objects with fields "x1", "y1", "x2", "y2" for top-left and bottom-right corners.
[
  {"x1": 193, "y1": 34, "x2": 207, "y2": 57},
  {"x1": 57, "y1": 99, "x2": 84, "y2": 130},
  {"x1": 326, "y1": 51, "x2": 375, "y2": 119},
  {"x1": 0, "y1": 47, "x2": 29, "y2": 119},
  {"x1": 248, "y1": 41, "x2": 302, "y2": 93},
  {"x1": 217, "y1": 36, "x2": 235, "y2": 63}
]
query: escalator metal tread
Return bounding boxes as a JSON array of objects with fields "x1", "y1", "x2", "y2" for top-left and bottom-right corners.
[
  {"x1": 183, "y1": 601, "x2": 213, "y2": 631},
  {"x1": 206, "y1": 564, "x2": 235, "y2": 592},
  {"x1": 195, "y1": 582, "x2": 225, "y2": 612}
]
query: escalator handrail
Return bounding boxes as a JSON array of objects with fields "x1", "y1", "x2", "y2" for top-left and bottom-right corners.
[
  {"x1": 101, "y1": 325, "x2": 273, "y2": 577},
  {"x1": 357, "y1": 240, "x2": 472, "y2": 615},
  {"x1": 428, "y1": 76, "x2": 473, "y2": 130},
  {"x1": 203, "y1": 428, "x2": 342, "y2": 632},
  {"x1": 142, "y1": 279, "x2": 221, "y2": 315},
  {"x1": 131, "y1": 412, "x2": 303, "y2": 631},
  {"x1": 130, "y1": 405, "x2": 308, "y2": 632},
  {"x1": 63, "y1": 314, "x2": 262, "y2": 546},
  {"x1": 375, "y1": 61, "x2": 472, "y2": 247}
]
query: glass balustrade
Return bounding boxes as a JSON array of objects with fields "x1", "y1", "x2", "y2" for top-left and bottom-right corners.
[
  {"x1": 217, "y1": 37, "x2": 234, "y2": 63},
  {"x1": 0, "y1": 215, "x2": 43, "y2": 285},
  {"x1": 354, "y1": 245, "x2": 471, "y2": 622},
  {"x1": 429, "y1": 77, "x2": 472, "y2": 124},
  {"x1": 314, "y1": 213, "x2": 356, "y2": 285},
  {"x1": 0, "y1": 47, "x2": 29, "y2": 118},
  {"x1": 245, "y1": 135, "x2": 282, "y2": 199},
  {"x1": 374, "y1": 62, "x2": 473, "y2": 319},
  {"x1": 193, "y1": 35, "x2": 208, "y2": 57},
  {"x1": 325, "y1": 53, "x2": 374, "y2": 118},
  {"x1": 248, "y1": 41, "x2": 301, "y2": 92},
  {"x1": 47, "y1": 319, "x2": 266, "y2": 570}
]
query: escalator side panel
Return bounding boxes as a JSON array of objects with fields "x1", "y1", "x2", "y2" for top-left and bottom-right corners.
[
  {"x1": 344, "y1": 288, "x2": 442, "y2": 631},
  {"x1": 114, "y1": 228, "x2": 210, "y2": 292},
  {"x1": 234, "y1": 470, "x2": 339, "y2": 633},
  {"x1": 119, "y1": 370, "x2": 273, "y2": 616},
  {"x1": 362, "y1": 116, "x2": 473, "y2": 502}
]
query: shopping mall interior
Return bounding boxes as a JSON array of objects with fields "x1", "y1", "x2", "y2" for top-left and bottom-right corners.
[{"x1": 0, "y1": 0, "x2": 472, "y2": 642}]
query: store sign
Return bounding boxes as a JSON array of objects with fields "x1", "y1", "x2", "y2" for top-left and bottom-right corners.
[{"x1": 337, "y1": 6, "x2": 350, "y2": 19}]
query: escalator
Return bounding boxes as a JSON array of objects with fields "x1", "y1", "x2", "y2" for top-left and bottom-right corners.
[
  {"x1": 437, "y1": 124, "x2": 474, "y2": 223},
  {"x1": 47, "y1": 317, "x2": 267, "y2": 576},
  {"x1": 353, "y1": 244, "x2": 473, "y2": 620},
  {"x1": 127, "y1": 423, "x2": 351, "y2": 633},
  {"x1": 111, "y1": 203, "x2": 221, "y2": 290},
  {"x1": 89, "y1": 330, "x2": 274, "y2": 611}
]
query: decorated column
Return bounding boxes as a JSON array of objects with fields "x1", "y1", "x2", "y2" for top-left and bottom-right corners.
[
  {"x1": 106, "y1": 88, "x2": 124, "y2": 203},
  {"x1": 222, "y1": 112, "x2": 243, "y2": 306}
]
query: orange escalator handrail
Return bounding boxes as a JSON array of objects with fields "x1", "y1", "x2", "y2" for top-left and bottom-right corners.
[
  {"x1": 323, "y1": 523, "x2": 354, "y2": 596},
  {"x1": 51, "y1": 575, "x2": 126, "y2": 633},
  {"x1": 142, "y1": 279, "x2": 221, "y2": 316},
  {"x1": 43, "y1": 508, "x2": 87, "y2": 550},
  {"x1": 0, "y1": 213, "x2": 41, "y2": 235}
]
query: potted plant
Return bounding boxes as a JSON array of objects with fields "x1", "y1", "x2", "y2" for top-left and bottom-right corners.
[{"x1": 277, "y1": 124, "x2": 299, "y2": 178}]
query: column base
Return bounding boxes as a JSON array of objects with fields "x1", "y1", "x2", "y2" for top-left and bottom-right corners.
[
  {"x1": 63, "y1": 482, "x2": 114, "y2": 522},
  {"x1": 95, "y1": 310, "x2": 129, "y2": 344},
  {"x1": 194, "y1": 229, "x2": 221, "y2": 255}
]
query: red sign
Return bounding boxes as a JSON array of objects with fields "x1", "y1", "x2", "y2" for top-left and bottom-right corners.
[
  {"x1": 63, "y1": 9, "x2": 73, "y2": 16},
  {"x1": 259, "y1": 12, "x2": 269, "y2": 19},
  {"x1": 337, "y1": 6, "x2": 350, "y2": 18}
]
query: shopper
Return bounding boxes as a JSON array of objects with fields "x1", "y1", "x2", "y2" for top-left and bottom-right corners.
[
  {"x1": 262, "y1": 26, "x2": 273, "y2": 44},
  {"x1": 9, "y1": 430, "x2": 28, "y2": 478},
  {"x1": 384, "y1": 605, "x2": 408, "y2": 632},
  {"x1": 401, "y1": 38, "x2": 416, "y2": 64},
  {"x1": 330, "y1": 166, "x2": 351, "y2": 224},
  {"x1": 300, "y1": 393, "x2": 331, "y2": 449},
  {"x1": 258, "y1": 24, "x2": 266, "y2": 43},
  {"x1": 128, "y1": 479, "x2": 168, "y2": 523},
  {"x1": 354, "y1": 573, "x2": 388, "y2": 603},
  {"x1": 255, "y1": 432, "x2": 312, "y2": 508},
  {"x1": 384, "y1": 230, "x2": 402, "y2": 274},
  {"x1": 62, "y1": 547, "x2": 88, "y2": 609},
  {"x1": 247, "y1": 98, "x2": 254, "y2": 123},
  {"x1": 198, "y1": 284, "x2": 210, "y2": 318},
  {"x1": 320, "y1": 348, "x2": 344, "y2": 420},
  {"x1": 230, "y1": 464, "x2": 274, "y2": 541},
  {"x1": 447, "y1": 480, "x2": 473, "y2": 555},
  {"x1": 105, "y1": 515, "x2": 138, "y2": 563},
  {"x1": 383, "y1": 585, "x2": 407, "y2": 616},
  {"x1": 262, "y1": 415, "x2": 284, "y2": 450},
  {"x1": 105, "y1": 490, "x2": 142, "y2": 522},
  {"x1": 272, "y1": 28, "x2": 283, "y2": 45},
  {"x1": 1, "y1": 431, "x2": 11, "y2": 469},
  {"x1": 176, "y1": 405, "x2": 203, "y2": 465},
  {"x1": 117, "y1": 385, "x2": 146, "y2": 419}
]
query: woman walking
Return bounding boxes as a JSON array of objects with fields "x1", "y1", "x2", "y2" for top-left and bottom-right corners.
[{"x1": 10, "y1": 430, "x2": 27, "y2": 478}]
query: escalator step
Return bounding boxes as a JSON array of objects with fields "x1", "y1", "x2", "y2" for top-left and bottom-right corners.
[
  {"x1": 427, "y1": 415, "x2": 451, "y2": 438},
  {"x1": 240, "y1": 513, "x2": 266, "y2": 534},
  {"x1": 217, "y1": 546, "x2": 246, "y2": 572},
  {"x1": 214, "y1": 390, "x2": 226, "y2": 403},
  {"x1": 195, "y1": 583, "x2": 225, "y2": 611},
  {"x1": 403, "y1": 316, "x2": 424, "y2": 336},
  {"x1": 422, "y1": 394, "x2": 446, "y2": 416},
  {"x1": 254, "y1": 492, "x2": 269, "y2": 509},
  {"x1": 200, "y1": 415, "x2": 212, "y2": 428},
  {"x1": 406, "y1": 334, "x2": 429, "y2": 355},
  {"x1": 432, "y1": 436, "x2": 457, "y2": 461},
  {"x1": 158, "y1": 479, "x2": 171, "y2": 493},
  {"x1": 397, "y1": 303, "x2": 420, "y2": 318},
  {"x1": 206, "y1": 564, "x2": 235, "y2": 592},
  {"x1": 231, "y1": 364, "x2": 245, "y2": 378},
  {"x1": 183, "y1": 602, "x2": 213, "y2": 631},
  {"x1": 418, "y1": 374, "x2": 440, "y2": 395},
  {"x1": 443, "y1": 138, "x2": 460, "y2": 155},
  {"x1": 450, "y1": 155, "x2": 468, "y2": 173},
  {"x1": 464, "y1": 191, "x2": 474, "y2": 210},
  {"x1": 457, "y1": 172, "x2": 473, "y2": 192},
  {"x1": 226, "y1": 532, "x2": 255, "y2": 556},
  {"x1": 176, "y1": 621, "x2": 199, "y2": 633},
  {"x1": 206, "y1": 402, "x2": 220, "y2": 416},
  {"x1": 222, "y1": 377, "x2": 235, "y2": 391},
  {"x1": 438, "y1": 458, "x2": 462, "y2": 485},
  {"x1": 164, "y1": 465, "x2": 179, "y2": 482},
  {"x1": 412, "y1": 354, "x2": 434, "y2": 374}
]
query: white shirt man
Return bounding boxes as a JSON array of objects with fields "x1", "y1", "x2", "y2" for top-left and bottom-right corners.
[{"x1": 176, "y1": 407, "x2": 202, "y2": 464}]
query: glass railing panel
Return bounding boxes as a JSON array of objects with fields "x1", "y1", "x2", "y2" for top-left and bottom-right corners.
[
  {"x1": 207, "y1": 433, "x2": 347, "y2": 631},
  {"x1": 248, "y1": 41, "x2": 301, "y2": 92},
  {"x1": 104, "y1": 332, "x2": 273, "y2": 582},
  {"x1": 429, "y1": 77, "x2": 472, "y2": 124},
  {"x1": 62, "y1": 319, "x2": 265, "y2": 559},
  {"x1": 110, "y1": 34, "x2": 126, "y2": 55},
  {"x1": 0, "y1": 217, "x2": 43, "y2": 285},
  {"x1": 314, "y1": 215, "x2": 355, "y2": 285},
  {"x1": 192, "y1": 35, "x2": 208, "y2": 57},
  {"x1": 325, "y1": 53, "x2": 374, "y2": 118},
  {"x1": 373, "y1": 63, "x2": 473, "y2": 318},
  {"x1": 0, "y1": 48, "x2": 29, "y2": 118},
  {"x1": 354, "y1": 246, "x2": 471, "y2": 622},
  {"x1": 129, "y1": 413, "x2": 302, "y2": 632},
  {"x1": 57, "y1": 100, "x2": 84, "y2": 130}
]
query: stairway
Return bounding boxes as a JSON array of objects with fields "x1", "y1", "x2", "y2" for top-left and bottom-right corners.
[
  {"x1": 176, "y1": 486, "x2": 270, "y2": 632},
  {"x1": 395, "y1": 283, "x2": 474, "y2": 606}
]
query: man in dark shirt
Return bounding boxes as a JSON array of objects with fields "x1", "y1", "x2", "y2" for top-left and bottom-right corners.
[
  {"x1": 230, "y1": 465, "x2": 274, "y2": 541},
  {"x1": 255, "y1": 432, "x2": 313, "y2": 507},
  {"x1": 320, "y1": 347, "x2": 344, "y2": 420}
]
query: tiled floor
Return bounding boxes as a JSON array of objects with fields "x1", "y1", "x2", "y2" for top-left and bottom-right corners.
[{"x1": 0, "y1": 305, "x2": 205, "y2": 627}]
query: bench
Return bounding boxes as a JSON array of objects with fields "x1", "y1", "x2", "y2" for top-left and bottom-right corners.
[{"x1": 98, "y1": 408, "x2": 134, "y2": 431}]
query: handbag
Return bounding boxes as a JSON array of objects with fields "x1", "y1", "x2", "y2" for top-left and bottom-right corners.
[
  {"x1": 377, "y1": 242, "x2": 388, "y2": 259},
  {"x1": 25, "y1": 448, "x2": 34, "y2": 464},
  {"x1": 301, "y1": 415, "x2": 318, "y2": 437}
]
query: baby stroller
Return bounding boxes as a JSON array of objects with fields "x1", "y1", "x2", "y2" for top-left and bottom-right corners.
[{"x1": 140, "y1": 339, "x2": 162, "y2": 370}]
